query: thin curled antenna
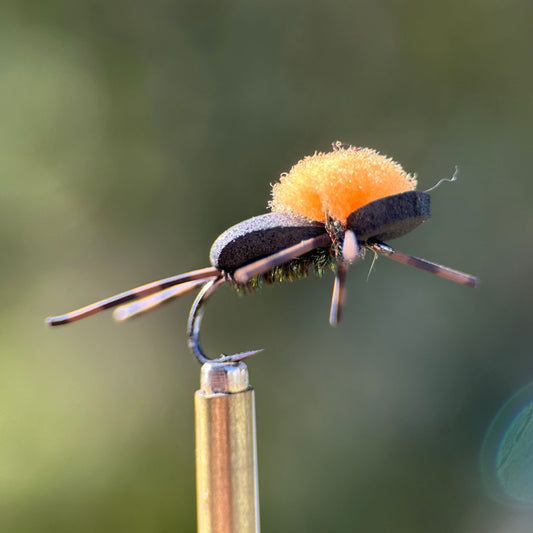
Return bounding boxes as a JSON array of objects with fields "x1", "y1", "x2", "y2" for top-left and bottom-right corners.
[
  {"x1": 425, "y1": 166, "x2": 459, "y2": 193},
  {"x1": 187, "y1": 277, "x2": 264, "y2": 364}
]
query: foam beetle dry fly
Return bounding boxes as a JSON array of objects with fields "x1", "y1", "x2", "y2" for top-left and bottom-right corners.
[{"x1": 47, "y1": 143, "x2": 478, "y2": 364}]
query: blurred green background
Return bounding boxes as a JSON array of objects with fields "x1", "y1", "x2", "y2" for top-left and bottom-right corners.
[{"x1": 2, "y1": 0, "x2": 532, "y2": 531}]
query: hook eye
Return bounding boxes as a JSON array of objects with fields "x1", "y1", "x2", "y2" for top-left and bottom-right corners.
[{"x1": 187, "y1": 277, "x2": 264, "y2": 365}]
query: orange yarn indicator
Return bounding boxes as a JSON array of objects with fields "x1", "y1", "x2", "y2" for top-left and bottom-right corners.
[{"x1": 271, "y1": 144, "x2": 417, "y2": 224}]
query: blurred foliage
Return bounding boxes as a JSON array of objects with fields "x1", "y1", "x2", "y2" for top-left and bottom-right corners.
[{"x1": 1, "y1": 0, "x2": 532, "y2": 531}]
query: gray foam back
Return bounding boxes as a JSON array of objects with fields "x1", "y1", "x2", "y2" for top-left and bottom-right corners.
[{"x1": 210, "y1": 213, "x2": 326, "y2": 271}]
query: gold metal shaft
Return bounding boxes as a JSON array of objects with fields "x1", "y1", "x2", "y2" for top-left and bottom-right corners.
[{"x1": 195, "y1": 362, "x2": 260, "y2": 533}]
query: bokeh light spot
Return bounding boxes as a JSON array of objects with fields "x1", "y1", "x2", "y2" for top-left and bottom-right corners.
[{"x1": 481, "y1": 384, "x2": 533, "y2": 506}]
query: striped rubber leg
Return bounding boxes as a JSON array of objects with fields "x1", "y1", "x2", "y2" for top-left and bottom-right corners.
[
  {"x1": 369, "y1": 241, "x2": 478, "y2": 287},
  {"x1": 113, "y1": 278, "x2": 215, "y2": 322},
  {"x1": 329, "y1": 230, "x2": 360, "y2": 326},
  {"x1": 329, "y1": 261, "x2": 348, "y2": 326},
  {"x1": 233, "y1": 233, "x2": 331, "y2": 284},
  {"x1": 46, "y1": 266, "x2": 220, "y2": 326}
]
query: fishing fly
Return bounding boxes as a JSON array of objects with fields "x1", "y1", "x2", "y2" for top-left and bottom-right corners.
[{"x1": 48, "y1": 143, "x2": 478, "y2": 363}]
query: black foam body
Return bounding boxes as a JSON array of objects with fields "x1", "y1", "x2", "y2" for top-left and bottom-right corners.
[
  {"x1": 347, "y1": 191, "x2": 430, "y2": 242},
  {"x1": 210, "y1": 213, "x2": 326, "y2": 272}
]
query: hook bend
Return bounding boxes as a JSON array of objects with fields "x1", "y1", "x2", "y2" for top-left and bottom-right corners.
[{"x1": 187, "y1": 276, "x2": 264, "y2": 365}]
